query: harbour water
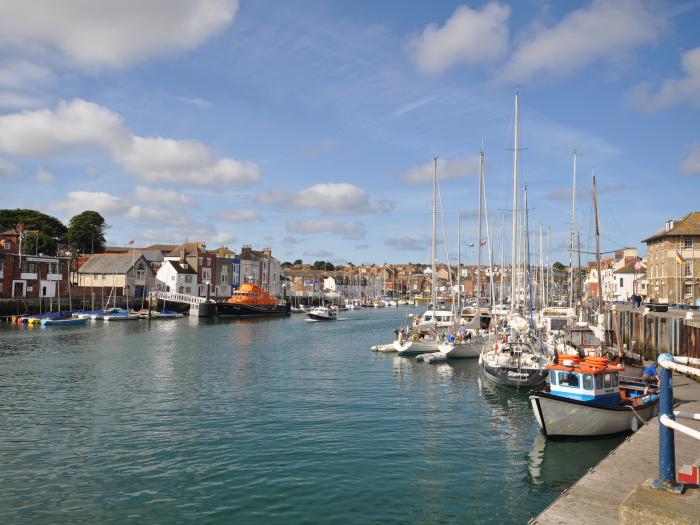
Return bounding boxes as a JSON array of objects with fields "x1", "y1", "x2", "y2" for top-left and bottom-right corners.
[{"x1": 0, "y1": 308, "x2": 623, "y2": 524}]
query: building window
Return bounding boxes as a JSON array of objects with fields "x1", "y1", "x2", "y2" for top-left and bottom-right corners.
[
  {"x1": 185, "y1": 286, "x2": 191, "y2": 294},
  {"x1": 3, "y1": 242, "x2": 9, "y2": 250},
  {"x1": 221, "y1": 274, "x2": 228, "y2": 284},
  {"x1": 685, "y1": 284, "x2": 693, "y2": 296},
  {"x1": 619, "y1": 278, "x2": 624, "y2": 287},
  {"x1": 202, "y1": 268, "x2": 210, "y2": 280},
  {"x1": 20, "y1": 261, "x2": 37, "y2": 273},
  {"x1": 684, "y1": 237, "x2": 693, "y2": 249},
  {"x1": 136, "y1": 270, "x2": 146, "y2": 280},
  {"x1": 184, "y1": 275, "x2": 193, "y2": 283},
  {"x1": 198, "y1": 257, "x2": 203, "y2": 265},
  {"x1": 685, "y1": 262, "x2": 693, "y2": 277}
]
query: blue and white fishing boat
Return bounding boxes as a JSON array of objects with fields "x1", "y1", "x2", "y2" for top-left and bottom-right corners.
[{"x1": 529, "y1": 356, "x2": 659, "y2": 438}]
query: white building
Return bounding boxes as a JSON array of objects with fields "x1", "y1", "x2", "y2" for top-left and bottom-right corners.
[{"x1": 156, "y1": 260, "x2": 197, "y2": 294}]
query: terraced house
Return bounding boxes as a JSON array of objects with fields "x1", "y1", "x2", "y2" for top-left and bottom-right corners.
[{"x1": 643, "y1": 212, "x2": 700, "y2": 305}]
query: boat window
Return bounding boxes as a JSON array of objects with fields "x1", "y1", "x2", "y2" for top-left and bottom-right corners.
[
  {"x1": 595, "y1": 374, "x2": 603, "y2": 389},
  {"x1": 551, "y1": 319, "x2": 567, "y2": 331},
  {"x1": 612, "y1": 374, "x2": 618, "y2": 387},
  {"x1": 604, "y1": 373, "x2": 612, "y2": 389},
  {"x1": 558, "y1": 372, "x2": 579, "y2": 387},
  {"x1": 549, "y1": 370, "x2": 557, "y2": 385},
  {"x1": 582, "y1": 332, "x2": 596, "y2": 346},
  {"x1": 583, "y1": 374, "x2": 593, "y2": 390}
]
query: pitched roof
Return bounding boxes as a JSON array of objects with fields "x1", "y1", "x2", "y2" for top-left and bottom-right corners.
[
  {"x1": 143, "y1": 244, "x2": 178, "y2": 253},
  {"x1": 615, "y1": 262, "x2": 646, "y2": 274},
  {"x1": 643, "y1": 212, "x2": 700, "y2": 243},
  {"x1": 167, "y1": 242, "x2": 206, "y2": 257},
  {"x1": 78, "y1": 254, "x2": 149, "y2": 274},
  {"x1": 168, "y1": 261, "x2": 196, "y2": 275}
]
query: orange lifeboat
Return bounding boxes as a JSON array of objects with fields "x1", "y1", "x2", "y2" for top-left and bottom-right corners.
[{"x1": 224, "y1": 283, "x2": 277, "y2": 306}]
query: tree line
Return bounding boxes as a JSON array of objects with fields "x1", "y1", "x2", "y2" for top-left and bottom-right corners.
[{"x1": 0, "y1": 209, "x2": 108, "y2": 256}]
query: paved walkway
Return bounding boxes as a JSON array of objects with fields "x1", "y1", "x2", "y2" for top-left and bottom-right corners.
[{"x1": 534, "y1": 373, "x2": 700, "y2": 525}]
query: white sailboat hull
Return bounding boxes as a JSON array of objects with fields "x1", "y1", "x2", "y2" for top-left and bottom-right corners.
[
  {"x1": 437, "y1": 341, "x2": 483, "y2": 358},
  {"x1": 393, "y1": 338, "x2": 438, "y2": 355}
]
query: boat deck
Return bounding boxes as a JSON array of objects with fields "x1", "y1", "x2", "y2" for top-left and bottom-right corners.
[{"x1": 533, "y1": 372, "x2": 700, "y2": 524}]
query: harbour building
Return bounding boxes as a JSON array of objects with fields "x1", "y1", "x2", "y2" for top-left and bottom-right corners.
[{"x1": 643, "y1": 212, "x2": 700, "y2": 305}]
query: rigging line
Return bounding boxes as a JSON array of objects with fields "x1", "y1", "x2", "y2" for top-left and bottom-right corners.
[{"x1": 437, "y1": 176, "x2": 453, "y2": 289}]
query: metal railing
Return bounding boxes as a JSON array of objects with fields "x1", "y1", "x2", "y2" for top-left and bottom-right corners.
[
  {"x1": 154, "y1": 291, "x2": 208, "y2": 305},
  {"x1": 654, "y1": 353, "x2": 700, "y2": 492}
]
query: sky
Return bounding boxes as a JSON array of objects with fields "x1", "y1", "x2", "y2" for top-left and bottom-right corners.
[{"x1": 0, "y1": 0, "x2": 699, "y2": 266}]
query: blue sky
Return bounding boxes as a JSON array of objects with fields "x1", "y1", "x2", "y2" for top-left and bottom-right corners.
[{"x1": 0, "y1": 0, "x2": 699, "y2": 265}]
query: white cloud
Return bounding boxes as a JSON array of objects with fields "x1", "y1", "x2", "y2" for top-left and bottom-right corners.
[
  {"x1": 681, "y1": 144, "x2": 700, "y2": 175},
  {"x1": 131, "y1": 186, "x2": 191, "y2": 207},
  {"x1": 627, "y1": 46, "x2": 700, "y2": 111},
  {"x1": 402, "y1": 156, "x2": 479, "y2": 184},
  {"x1": 0, "y1": 60, "x2": 52, "y2": 88},
  {"x1": 409, "y1": 2, "x2": 510, "y2": 75},
  {"x1": 34, "y1": 168, "x2": 55, "y2": 183},
  {"x1": 53, "y1": 190, "x2": 126, "y2": 217},
  {"x1": 286, "y1": 219, "x2": 366, "y2": 240},
  {"x1": 116, "y1": 136, "x2": 260, "y2": 185},
  {"x1": 0, "y1": 99, "x2": 259, "y2": 186},
  {"x1": 216, "y1": 209, "x2": 263, "y2": 222},
  {"x1": 0, "y1": 158, "x2": 15, "y2": 178},
  {"x1": 257, "y1": 183, "x2": 393, "y2": 214},
  {"x1": 499, "y1": 0, "x2": 660, "y2": 83},
  {"x1": 0, "y1": 0, "x2": 238, "y2": 68}
]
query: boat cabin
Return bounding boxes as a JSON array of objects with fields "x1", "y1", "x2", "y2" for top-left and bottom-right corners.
[
  {"x1": 566, "y1": 324, "x2": 615, "y2": 356},
  {"x1": 548, "y1": 358, "x2": 620, "y2": 405}
]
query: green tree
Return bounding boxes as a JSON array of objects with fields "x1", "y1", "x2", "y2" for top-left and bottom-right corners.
[
  {"x1": 293, "y1": 259, "x2": 303, "y2": 266},
  {"x1": 281, "y1": 261, "x2": 292, "y2": 268},
  {"x1": 66, "y1": 211, "x2": 108, "y2": 254},
  {"x1": 0, "y1": 209, "x2": 68, "y2": 255},
  {"x1": 553, "y1": 261, "x2": 567, "y2": 272},
  {"x1": 313, "y1": 260, "x2": 335, "y2": 271}
]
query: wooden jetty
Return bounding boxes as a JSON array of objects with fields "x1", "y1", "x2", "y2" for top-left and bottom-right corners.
[{"x1": 533, "y1": 373, "x2": 700, "y2": 525}]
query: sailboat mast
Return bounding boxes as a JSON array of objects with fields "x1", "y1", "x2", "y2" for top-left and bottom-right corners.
[
  {"x1": 500, "y1": 213, "x2": 505, "y2": 305},
  {"x1": 546, "y1": 226, "x2": 551, "y2": 307},
  {"x1": 457, "y1": 211, "x2": 461, "y2": 310},
  {"x1": 593, "y1": 175, "x2": 603, "y2": 314},
  {"x1": 477, "y1": 149, "x2": 484, "y2": 311},
  {"x1": 539, "y1": 223, "x2": 544, "y2": 310},
  {"x1": 510, "y1": 93, "x2": 519, "y2": 314},
  {"x1": 569, "y1": 150, "x2": 577, "y2": 309},
  {"x1": 431, "y1": 157, "x2": 438, "y2": 308}
]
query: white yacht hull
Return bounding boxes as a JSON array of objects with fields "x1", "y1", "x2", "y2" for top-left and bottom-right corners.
[
  {"x1": 393, "y1": 338, "x2": 438, "y2": 355},
  {"x1": 437, "y1": 341, "x2": 483, "y2": 358}
]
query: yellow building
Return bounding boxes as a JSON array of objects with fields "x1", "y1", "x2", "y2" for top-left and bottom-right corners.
[{"x1": 643, "y1": 212, "x2": 700, "y2": 304}]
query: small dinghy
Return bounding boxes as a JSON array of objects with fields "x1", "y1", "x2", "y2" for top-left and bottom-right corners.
[
  {"x1": 104, "y1": 311, "x2": 140, "y2": 321},
  {"x1": 371, "y1": 343, "x2": 397, "y2": 353},
  {"x1": 416, "y1": 352, "x2": 447, "y2": 363}
]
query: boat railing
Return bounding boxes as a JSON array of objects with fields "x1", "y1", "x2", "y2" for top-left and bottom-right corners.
[{"x1": 654, "y1": 354, "x2": 700, "y2": 492}]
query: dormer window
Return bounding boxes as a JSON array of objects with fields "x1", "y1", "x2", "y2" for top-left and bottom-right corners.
[{"x1": 182, "y1": 263, "x2": 188, "y2": 270}]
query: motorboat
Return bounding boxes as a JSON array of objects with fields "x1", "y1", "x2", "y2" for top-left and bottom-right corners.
[
  {"x1": 307, "y1": 306, "x2": 337, "y2": 321},
  {"x1": 530, "y1": 356, "x2": 659, "y2": 438},
  {"x1": 138, "y1": 309, "x2": 183, "y2": 319},
  {"x1": 371, "y1": 343, "x2": 396, "y2": 353}
]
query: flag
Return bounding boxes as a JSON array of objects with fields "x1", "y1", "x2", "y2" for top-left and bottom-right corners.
[
  {"x1": 128, "y1": 240, "x2": 134, "y2": 246},
  {"x1": 634, "y1": 260, "x2": 642, "y2": 271},
  {"x1": 480, "y1": 241, "x2": 487, "y2": 247},
  {"x1": 676, "y1": 251, "x2": 685, "y2": 264}
]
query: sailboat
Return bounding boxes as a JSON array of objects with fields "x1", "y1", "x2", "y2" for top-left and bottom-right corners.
[
  {"x1": 439, "y1": 150, "x2": 491, "y2": 358},
  {"x1": 479, "y1": 93, "x2": 549, "y2": 387},
  {"x1": 393, "y1": 157, "x2": 453, "y2": 355}
]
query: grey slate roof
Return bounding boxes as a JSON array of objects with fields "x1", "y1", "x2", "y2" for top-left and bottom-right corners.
[{"x1": 78, "y1": 254, "x2": 149, "y2": 274}]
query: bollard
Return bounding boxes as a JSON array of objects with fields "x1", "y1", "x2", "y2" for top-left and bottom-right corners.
[{"x1": 652, "y1": 353, "x2": 684, "y2": 493}]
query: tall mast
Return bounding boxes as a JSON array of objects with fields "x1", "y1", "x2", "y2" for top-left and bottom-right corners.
[
  {"x1": 593, "y1": 175, "x2": 603, "y2": 314},
  {"x1": 500, "y1": 213, "x2": 505, "y2": 306},
  {"x1": 524, "y1": 186, "x2": 533, "y2": 327},
  {"x1": 569, "y1": 149, "x2": 577, "y2": 309},
  {"x1": 539, "y1": 223, "x2": 544, "y2": 311},
  {"x1": 477, "y1": 149, "x2": 484, "y2": 311},
  {"x1": 431, "y1": 157, "x2": 438, "y2": 309},
  {"x1": 510, "y1": 93, "x2": 519, "y2": 314},
  {"x1": 457, "y1": 211, "x2": 461, "y2": 310},
  {"x1": 546, "y1": 226, "x2": 551, "y2": 307}
]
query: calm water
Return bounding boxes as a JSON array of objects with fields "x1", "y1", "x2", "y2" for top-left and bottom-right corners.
[{"x1": 0, "y1": 308, "x2": 623, "y2": 524}]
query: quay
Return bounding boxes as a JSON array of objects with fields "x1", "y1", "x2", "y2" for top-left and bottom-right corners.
[{"x1": 534, "y1": 369, "x2": 700, "y2": 525}]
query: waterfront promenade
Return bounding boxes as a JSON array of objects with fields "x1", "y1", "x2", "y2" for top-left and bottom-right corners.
[{"x1": 534, "y1": 373, "x2": 700, "y2": 525}]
